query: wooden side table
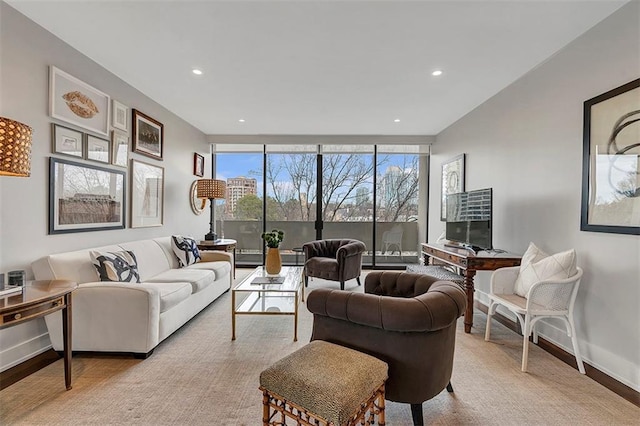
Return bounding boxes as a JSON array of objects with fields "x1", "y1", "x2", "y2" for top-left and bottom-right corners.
[
  {"x1": 198, "y1": 238, "x2": 237, "y2": 278},
  {"x1": 0, "y1": 280, "x2": 77, "y2": 390}
]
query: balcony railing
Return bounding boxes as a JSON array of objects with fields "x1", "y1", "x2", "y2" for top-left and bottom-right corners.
[{"x1": 218, "y1": 220, "x2": 419, "y2": 266}]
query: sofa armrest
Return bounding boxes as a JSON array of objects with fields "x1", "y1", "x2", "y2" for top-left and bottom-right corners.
[
  {"x1": 44, "y1": 282, "x2": 161, "y2": 353},
  {"x1": 199, "y1": 250, "x2": 232, "y2": 263},
  {"x1": 307, "y1": 282, "x2": 465, "y2": 333}
]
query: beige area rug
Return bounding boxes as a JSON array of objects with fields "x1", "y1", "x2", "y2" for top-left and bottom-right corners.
[{"x1": 1, "y1": 269, "x2": 638, "y2": 425}]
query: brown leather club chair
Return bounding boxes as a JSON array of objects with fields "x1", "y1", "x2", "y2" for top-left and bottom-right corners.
[
  {"x1": 306, "y1": 271, "x2": 466, "y2": 426},
  {"x1": 302, "y1": 239, "x2": 366, "y2": 291}
]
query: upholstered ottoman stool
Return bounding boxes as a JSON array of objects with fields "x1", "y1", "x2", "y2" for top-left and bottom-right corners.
[
  {"x1": 259, "y1": 340, "x2": 388, "y2": 426},
  {"x1": 405, "y1": 264, "x2": 465, "y2": 288}
]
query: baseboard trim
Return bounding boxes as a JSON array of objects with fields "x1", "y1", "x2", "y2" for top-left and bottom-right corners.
[
  {"x1": 475, "y1": 301, "x2": 640, "y2": 407},
  {"x1": 0, "y1": 349, "x2": 60, "y2": 390}
]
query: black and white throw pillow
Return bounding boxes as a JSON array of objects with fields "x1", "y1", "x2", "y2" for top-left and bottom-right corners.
[
  {"x1": 171, "y1": 235, "x2": 201, "y2": 267},
  {"x1": 90, "y1": 250, "x2": 141, "y2": 283}
]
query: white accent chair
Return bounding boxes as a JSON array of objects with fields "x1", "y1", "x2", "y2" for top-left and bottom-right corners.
[
  {"x1": 381, "y1": 225, "x2": 403, "y2": 254},
  {"x1": 484, "y1": 266, "x2": 585, "y2": 374}
]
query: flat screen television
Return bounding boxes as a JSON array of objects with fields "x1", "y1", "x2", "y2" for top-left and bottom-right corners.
[{"x1": 445, "y1": 188, "x2": 492, "y2": 251}]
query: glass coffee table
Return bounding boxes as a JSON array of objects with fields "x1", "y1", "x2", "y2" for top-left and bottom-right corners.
[{"x1": 232, "y1": 266, "x2": 304, "y2": 341}]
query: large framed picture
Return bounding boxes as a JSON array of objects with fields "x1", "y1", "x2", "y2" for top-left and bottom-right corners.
[
  {"x1": 131, "y1": 159, "x2": 164, "y2": 228},
  {"x1": 49, "y1": 66, "x2": 110, "y2": 136},
  {"x1": 132, "y1": 109, "x2": 163, "y2": 160},
  {"x1": 49, "y1": 157, "x2": 126, "y2": 234},
  {"x1": 581, "y1": 78, "x2": 640, "y2": 235},
  {"x1": 86, "y1": 134, "x2": 110, "y2": 164},
  {"x1": 51, "y1": 123, "x2": 83, "y2": 158},
  {"x1": 441, "y1": 154, "x2": 465, "y2": 221}
]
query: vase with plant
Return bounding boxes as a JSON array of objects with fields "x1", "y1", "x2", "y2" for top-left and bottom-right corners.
[{"x1": 262, "y1": 229, "x2": 285, "y2": 274}]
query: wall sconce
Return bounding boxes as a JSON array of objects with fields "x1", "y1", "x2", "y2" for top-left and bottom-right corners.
[
  {"x1": 0, "y1": 117, "x2": 33, "y2": 177},
  {"x1": 196, "y1": 179, "x2": 227, "y2": 241}
]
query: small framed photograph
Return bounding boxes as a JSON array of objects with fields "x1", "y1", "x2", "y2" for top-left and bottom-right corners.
[
  {"x1": 112, "y1": 100, "x2": 128, "y2": 131},
  {"x1": 49, "y1": 157, "x2": 126, "y2": 234},
  {"x1": 194, "y1": 152, "x2": 205, "y2": 177},
  {"x1": 49, "y1": 66, "x2": 110, "y2": 136},
  {"x1": 132, "y1": 109, "x2": 163, "y2": 160},
  {"x1": 111, "y1": 130, "x2": 129, "y2": 167},
  {"x1": 441, "y1": 154, "x2": 465, "y2": 221},
  {"x1": 131, "y1": 159, "x2": 164, "y2": 228},
  {"x1": 86, "y1": 134, "x2": 110, "y2": 164},
  {"x1": 52, "y1": 123, "x2": 84, "y2": 158}
]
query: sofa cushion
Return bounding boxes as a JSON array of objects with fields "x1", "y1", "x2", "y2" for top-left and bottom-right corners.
[
  {"x1": 186, "y1": 261, "x2": 231, "y2": 281},
  {"x1": 171, "y1": 235, "x2": 201, "y2": 267},
  {"x1": 141, "y1": 282, "x2": 192, "y2": 313},
  {"x1": 514, "y1": 242, "x2": 577, "y2": 298},
  {"x1": 90, "y1": 250, "x2": 141, "y2": 283},
  {"x1": 148, "y1": 269, "x2": 214, "y2": 293}
]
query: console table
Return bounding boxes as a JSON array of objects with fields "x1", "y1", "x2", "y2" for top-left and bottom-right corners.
[
  {"x1": 421, "y1": 243, "x2": 521, "y2": 333},
  {"x1": 0, "y1": 280, "x2": 77, "y2": 390},
  {"x1": 198, "y1": 238, "x2": 237, "y2": 278}
]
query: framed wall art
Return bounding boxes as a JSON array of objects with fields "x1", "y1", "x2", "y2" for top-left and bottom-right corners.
[
  {"x1": 194, "y1": 152, "x2": 205, "y2": 177},
  {"x1": 49, "y1": 66, "x2": 110, "y2": 136},
  {"x1": 190, "y1": 180, "x2": 205, "y2": 215},
  {"x1": 51, "y1": 123, "x2": 83, "y2": 158},
  {"x1": 111, "y1": 130, "x2": 129, "y2": 167},
  {"x1": 131, "y1": 159, "x2": 164, "y2": 228},
  {"x1": 86, "y1": 135, "x2": 110, "y2": 164},
  {"x1": 441, "y1": 154, "x2": 465, "y2": 221},
  {"x1": 49, "y1": 157, "x2": 126, "y2": 234},
  {"x1": 132, "y1": 109, "x2": 164, "y2": 160},
  {"x1": 112, "y1": 100, "x2": 128, "y2": 131},
  {"x1": 581, "y1": 78, "x2": 640, "y2": 235}
]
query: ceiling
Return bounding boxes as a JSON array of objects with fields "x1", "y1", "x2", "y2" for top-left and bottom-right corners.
[{"x1": 7, "y1": 0, "x2": 627, "y2": 136}]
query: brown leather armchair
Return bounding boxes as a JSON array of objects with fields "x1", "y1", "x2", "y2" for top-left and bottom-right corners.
[
  {"x1": 306, "y1": 271, "x2": 466, "y2": 426},
  {"x1": 302, "y1": 239, "x2": 366, "y2": 290}
]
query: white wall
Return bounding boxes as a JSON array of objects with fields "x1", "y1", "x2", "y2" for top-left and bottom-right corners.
[
  {"x1": 0, "y1": 3, "x2": 211, "y2": 371},
  {"x1": 430, "y1": 2, "x2": 639, "y2": 390}
]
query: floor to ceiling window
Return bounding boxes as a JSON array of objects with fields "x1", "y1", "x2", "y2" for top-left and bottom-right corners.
[{"x1": 213, "y1": 141, "x2": 429, "y2": 268}]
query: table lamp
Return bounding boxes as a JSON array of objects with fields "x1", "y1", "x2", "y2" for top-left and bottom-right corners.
[
  {"x1": 0, "y1": 117, "x2": 32, "y2": 177},
  {"x1": 196, "y1": 179, "x2": 226, "y2": 241}
]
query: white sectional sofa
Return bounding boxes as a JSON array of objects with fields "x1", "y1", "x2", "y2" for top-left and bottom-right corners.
[{"x1": 31, "y1": 236, "x2": 232, "y2": 357}]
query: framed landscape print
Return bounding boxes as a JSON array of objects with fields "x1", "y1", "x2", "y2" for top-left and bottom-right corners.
[
  {"x1": 49, "y1": 66, "x2": 110, "y2": 136},
  {"x1": 194, "y1": 152, "x2": 205, "y2": 177},
  {"x1": 112, "y1": 100, "x2": 128, "y2": 131},
  {"x1": 441, "y1": 154, "x2": 465, "y2": 221},
  {"x1": 132, "y1": 109, "x2": 163, "y2": 160},
  {"x1": 581, "y1": 78, "x2": 640, "y2": 235},
  {"x1": 49, "y1": 157, "x2": 126, "y2": 234},
  {"x1": 52, "y1": 123, "x2": 83, "y2": 158},
  {"x1": 131, "y1": 159, "x2": 164, "y2": 228},
  {"x1": 86, "y1": 135, "x2": 110, "y2": 164},
  {"x1": 111, "y1": 130, "x2": 129, "y2": 167}
]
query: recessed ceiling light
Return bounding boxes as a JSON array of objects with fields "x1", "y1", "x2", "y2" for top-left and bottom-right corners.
[
  {"x1": 238, "y1": 119, "x2": 246, "y2": 123},
  {"x1": 192, "y1": 68, "x2": 203, "y2": 75},
  {"x1": 432, "y1": 70, "x2": 443, "y2": 76},
  {"x1": 394, "y1": 119, "x2": 401, "y2": 123}
]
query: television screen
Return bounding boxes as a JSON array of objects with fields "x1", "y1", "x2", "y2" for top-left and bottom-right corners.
[{"x1": 445, "y1": 188, "x2": 492, "y2": 250}]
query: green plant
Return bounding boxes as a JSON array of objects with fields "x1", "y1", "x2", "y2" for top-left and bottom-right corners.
[{"x1": 261, "y1": 229, "x2": 285, "y2": 248}]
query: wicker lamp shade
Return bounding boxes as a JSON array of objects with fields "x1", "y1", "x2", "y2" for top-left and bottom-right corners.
[
  {"x1": 0, "y1": 117, "x2": 32, "y2": 177},
  {"x1": 197, "y1": 179, "x2": 226, "y2": 199}
]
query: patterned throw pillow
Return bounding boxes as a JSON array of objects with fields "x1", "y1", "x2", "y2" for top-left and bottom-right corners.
[
  {"x1": 90, "y1": 250, "x2": 141, "y2": 283},
  {"x1": 513, "y1": 242, "x2": 577, "y2": 298},
  {"x1": 171, "y1": 235, "x2": 201, "y2": 267}
]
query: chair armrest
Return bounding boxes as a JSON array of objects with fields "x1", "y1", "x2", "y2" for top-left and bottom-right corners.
[
  {"x1": 490, "y1": 266, "x2": 520, "y2": 295},
  {"x1": 336, "y1": 240, "x2": 366, "y2": 259},
  {"x1": 307, "y1": 283, "x2": 465, "y2": 332},
  {"x1": 527, "y1": 267, "x2": 583, "y2": 310},
  {"x1": 199, "y1": 250, "x2": 232, "y2": 263}
]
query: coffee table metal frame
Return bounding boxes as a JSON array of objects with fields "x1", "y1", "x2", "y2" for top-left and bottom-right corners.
[{"x1": 232, "y1": 266, "x2": 304, "y2": 342}]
